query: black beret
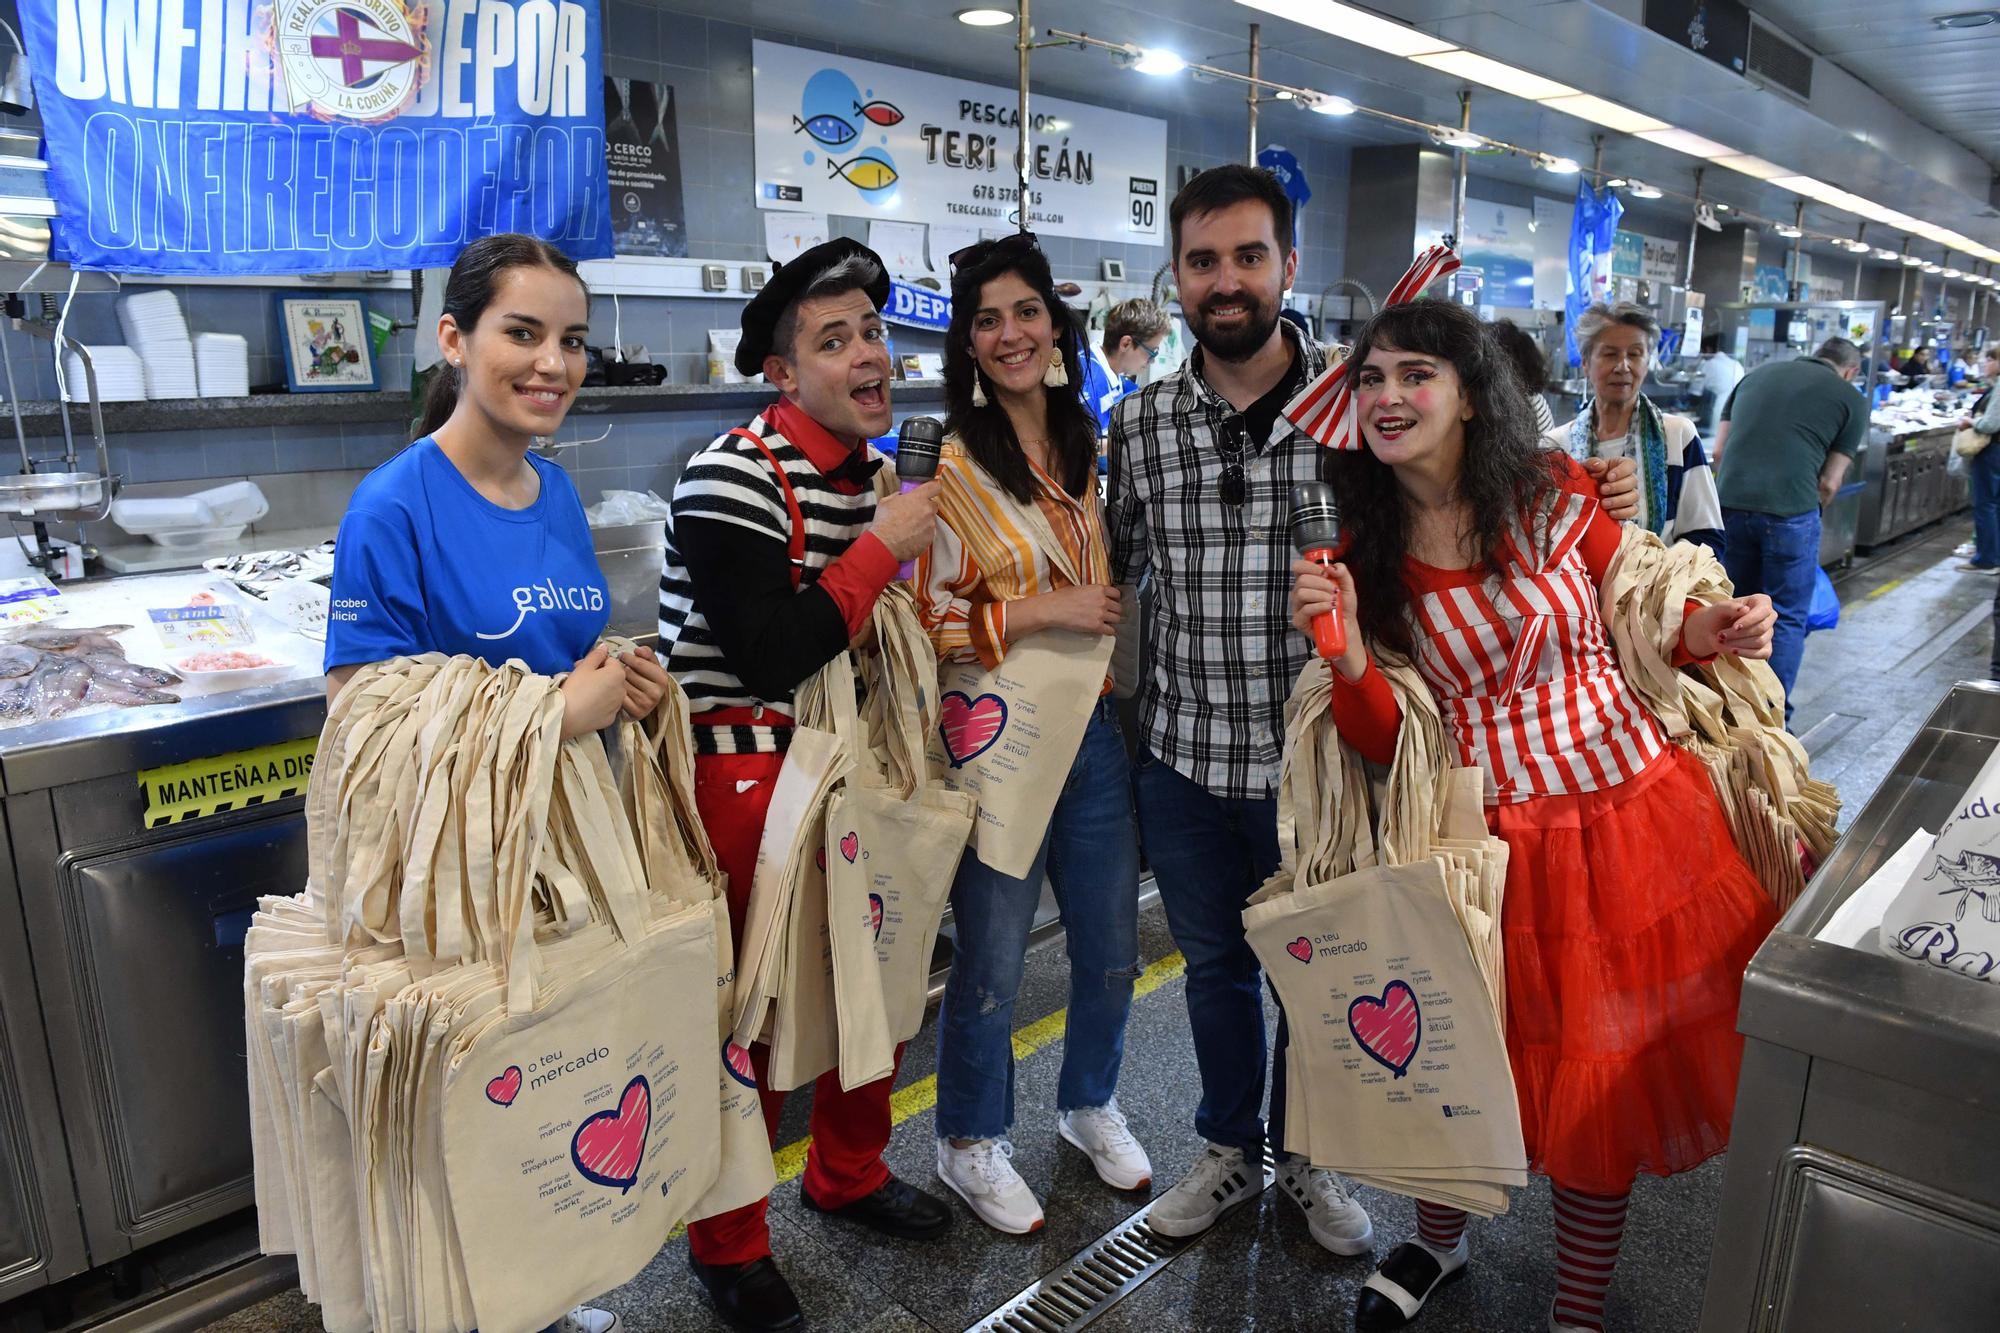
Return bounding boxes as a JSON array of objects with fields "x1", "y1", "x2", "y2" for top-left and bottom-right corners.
[{"x1": 736, "y1": 237, "x2": 892, "y2": 376}]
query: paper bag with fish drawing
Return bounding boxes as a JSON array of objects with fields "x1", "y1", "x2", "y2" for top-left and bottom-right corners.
[{"x1": 1881, "y1": 743, "x2": 2000, "y2": 984}]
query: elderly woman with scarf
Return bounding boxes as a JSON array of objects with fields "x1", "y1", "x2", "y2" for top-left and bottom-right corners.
[{"x1": 1546, "y1": 301, "x2": 1726, "y2": 556}]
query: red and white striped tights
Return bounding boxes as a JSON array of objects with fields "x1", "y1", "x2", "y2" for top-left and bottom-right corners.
[{"x1": 1414, "y1": 1186, "x2": 1633, "y2": 1332}]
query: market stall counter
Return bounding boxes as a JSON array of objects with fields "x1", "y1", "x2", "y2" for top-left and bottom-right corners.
[
  {"x1": 1700, "y1": 682, "x2": 2000, "y2": 1332},
  {"x1": 0, "y1": 526, "x2": 666, "y2": 1315}
]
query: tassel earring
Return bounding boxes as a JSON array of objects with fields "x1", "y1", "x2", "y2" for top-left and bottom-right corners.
[
  {"x1": 1043, "y1": 352, "x2": 1069, "y2": 388},
  {"x1": 971, "y1": 370, "x2": 989, "y2": 408}
]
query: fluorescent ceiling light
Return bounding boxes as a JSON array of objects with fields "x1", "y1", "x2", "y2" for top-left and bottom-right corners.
[
  {"x1": 1233, "y1": 0, "x2": 1456, "y2": 58},
  {"x1": 954, "y1": 7, "x2": 1013, "y2": 24},
  {"x1": 1770, "y1": 175, "x2": 1839, "y2": 200},
  {"x1": 1537, "y1": 154, "x2": 1580, "y2": 174},
  {"x1": 1409, "y1": 49, "x2": 1578, "y2": 101},
  {"x1": 1305, "y1": 92, "x2": 1356, "y2": 116},
  {"x1": 1538, "y1": 94, "x2": 1666, "y2": 134},
  {"x1": 1712, "y1": 154, "x2": 1788, "y2": 180},
  {"x1": 1714, "y1": 202, "x2": 1731, "y2": 212},
  {"x1": 1132, "y1": 47, "x2": 1186, "y2": 76},
  {"x1": 1634, "y1": 127, "x2": 1737, "y2": 158}
]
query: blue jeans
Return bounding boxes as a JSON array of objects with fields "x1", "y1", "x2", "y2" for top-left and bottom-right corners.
[
  {"x1": 1971, "y1": 447, "x2": 2000, "y2": 567},
  {"x1": 934, "y1": 700, "x2": 1141, "y2": 1140},
  {"x1": 1131, "y1": 749, "x2": 1290, "y2": 1160},
  {"x1": 1721, "y1": 507, "x2": 1820, "y2": 719}
]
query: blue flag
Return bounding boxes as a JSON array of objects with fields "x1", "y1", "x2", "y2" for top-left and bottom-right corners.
[
  {"x1": 18, "y1": 0, "x2": 614, "y2": 274},
  {"x1": 1565, "y1": 179, "x2": 1623, "y2": 367},
  {"x1": 1256, "y1": 145, "x2": 1311, "y2": 251}
]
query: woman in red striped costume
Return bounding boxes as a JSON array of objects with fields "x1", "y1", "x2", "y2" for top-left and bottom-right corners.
[{"x1": 1287, "y1": 299, "x2": 1779, "y2": 1333}]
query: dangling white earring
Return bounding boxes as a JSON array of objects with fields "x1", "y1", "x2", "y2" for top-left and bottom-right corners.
[
  {"x1": 1043, "y1": 353, "x2": 1069, "y2": 388},
  {"x1": 971, "y1": 371, "x2": 989, "y2": 408}
]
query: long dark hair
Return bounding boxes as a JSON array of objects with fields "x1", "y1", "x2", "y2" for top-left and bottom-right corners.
[
  {"x1": 943, "y1": 239, "x2": 1097, "y2": 501},
  {"x1": 1325, "y1": 300, "x2": 1562, "y2": 656},
  {"x1": 414, "y1": 234, "x2": 588, "y2": 441}
]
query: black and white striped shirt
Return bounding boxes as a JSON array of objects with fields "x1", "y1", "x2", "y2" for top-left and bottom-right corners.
[
  {"x1": 659, "y1": 410, "x2": 880, "y2": 748},
  {"x1": 1108, "y1": 322, "x2": 1334, "y2": 800}
]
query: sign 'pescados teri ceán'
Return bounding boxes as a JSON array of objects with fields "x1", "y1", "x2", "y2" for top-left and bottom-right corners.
[{"x1": 18, "y1": 0, "x2": 614, "y2": 273}]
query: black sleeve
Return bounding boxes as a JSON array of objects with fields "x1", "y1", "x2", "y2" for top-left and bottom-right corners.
[{"x1": 675, "y1": 515, "x2": 850, "y2": 699}]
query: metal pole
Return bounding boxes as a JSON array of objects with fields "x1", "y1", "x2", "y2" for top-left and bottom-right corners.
[
  {"x1": 1451, "y1": 91, "x2": 1470, "y2": 252},
  {"x1": 1591, "y1": 133, "x2": 1604, "y2": 181},
  {"x1": 1788, "y1": 200, "x2": 1804, "y2": 300},
  {"x1": 1684, "y1": 167, "x2": 1702, "y2": 289},
  {"x1": 1853, "y1": 223, "x2": 1867, "y2": 298},
  {"x1": 1015, "y1": 0, "x2": 1030, "y2": 233},
  {"x1": 1943, "y1": 251, "x2": 1955, "y2": 336},
  {"x1": 1896, "y1": 237, "x2": 1911, "y2": 342},
  {"x1": 1246, "y1": 23, "x2": 1259, "y2": 164}
]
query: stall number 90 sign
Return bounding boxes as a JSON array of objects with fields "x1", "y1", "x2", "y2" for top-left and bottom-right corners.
[{"x1": 1128, "y1": 178, "x2": 1159, "y2": 236}]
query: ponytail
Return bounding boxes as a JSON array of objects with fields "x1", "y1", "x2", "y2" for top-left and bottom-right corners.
[{"x1": 410, "y1": 232, "x2": 588, "y2": 443}]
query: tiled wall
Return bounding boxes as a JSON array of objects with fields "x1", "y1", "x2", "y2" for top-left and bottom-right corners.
[{"x1": 0, "y1": 1, "x2": 1351, "y2": 520}]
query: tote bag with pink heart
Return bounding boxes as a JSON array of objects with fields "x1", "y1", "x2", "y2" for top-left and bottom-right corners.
[{"x1": 923, "y1": 454, "x2": 1115, "y2": 879}]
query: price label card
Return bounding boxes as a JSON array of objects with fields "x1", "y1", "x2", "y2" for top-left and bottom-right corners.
[
  {"x1": 148, "y1": 605, "x2": 254, "y2": 650},
  {"x1": 0, "y1": 576, "x2": 64, "y2": 626}
]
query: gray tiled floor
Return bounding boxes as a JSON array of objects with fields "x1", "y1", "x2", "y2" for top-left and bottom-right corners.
[{"x1": 209, "y1": 517, "x2": 1979, "y2": 1333}]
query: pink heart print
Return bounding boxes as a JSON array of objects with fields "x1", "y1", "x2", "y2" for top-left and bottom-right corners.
[
  {"x1": 840, "y1": 830, "x2": 860, "y2": 863},
  {"x1": 486, "y1": 1065, "x2": 523, "y2": 1107},
  {"x1": 723, "y1": 1041, "x2": 757, "y2": 1090},
  {"x1": 815, "y1": 846, "x2": 827, "y2": 873},
  {"x1": 938, "y1": 691, "x2": 1008, "y2": 768},
  {"x1": 1347, "y1": 979, "x2": 1422, "y2": 1079},
  {"x1": 570, "y1": 1075, "x2": 651, "y2": 1194},
  {"x1": 1285, "y1": 936, "x2": 1312, "y2": 964}
]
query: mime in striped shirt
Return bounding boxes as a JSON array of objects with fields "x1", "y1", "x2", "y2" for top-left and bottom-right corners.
[{"x1": 655, "y1": 238, "x2": 951, "y2": 1332}]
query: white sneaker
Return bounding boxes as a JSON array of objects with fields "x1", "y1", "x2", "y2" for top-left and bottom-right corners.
[
  {"x1": 1276, "y1": 1159, "x2": 1375, "y2": 1256},
  {"x1": 551, "y1": 1307, "x2": 621, "y2": 1333},
  {"x1": 1058, "y1": 1100, "x2": 1153, "y2": 1191},
  {"x1": 1146, "y1": 1143, "x2": 1258, "y2": 1238},
  {"x1": 937, "y1": 1138, "x2": 1045, "y2": 1235}
]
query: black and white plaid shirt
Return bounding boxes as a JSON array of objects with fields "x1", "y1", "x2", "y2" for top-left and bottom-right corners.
[{"x1": 1108, "y1": 322, "x2": 1334, "y2": 800}]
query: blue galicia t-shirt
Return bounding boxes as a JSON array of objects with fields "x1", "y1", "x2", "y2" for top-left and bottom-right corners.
[{"x1": 325, "y1": 438, "x2": 610, "y2": 677}]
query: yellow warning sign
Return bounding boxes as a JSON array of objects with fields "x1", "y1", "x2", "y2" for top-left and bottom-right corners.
[{"x1": 138, "y1": 736, "x2": 318, "y2": 829}]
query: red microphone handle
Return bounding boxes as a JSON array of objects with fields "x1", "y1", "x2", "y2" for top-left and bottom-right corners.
[{"x1": 1305, "y1": 548, "x2": 1347, "y2": 660}]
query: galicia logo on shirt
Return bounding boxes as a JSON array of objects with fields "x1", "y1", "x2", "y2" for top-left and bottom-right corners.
[{"x1": 476, "y1": 580, "x2": 608, "y2": 641}]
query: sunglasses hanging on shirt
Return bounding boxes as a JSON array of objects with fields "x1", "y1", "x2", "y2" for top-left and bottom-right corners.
[{"x1": 1217, "y1": 419, "x2": 1249, "y2": 509}]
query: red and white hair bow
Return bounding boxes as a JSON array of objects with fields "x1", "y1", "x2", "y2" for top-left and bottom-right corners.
[{"x1": 1281, "y1": 244, "x2": 1461, "y2": 450}]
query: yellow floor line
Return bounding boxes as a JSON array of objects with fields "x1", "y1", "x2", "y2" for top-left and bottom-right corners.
[
  {"x1": 1864, "y1": 577, "x2": 1904, "y2": 601},
  {"x1": 770, "y1": 951, "x2": 1187, "y2": 1186}
]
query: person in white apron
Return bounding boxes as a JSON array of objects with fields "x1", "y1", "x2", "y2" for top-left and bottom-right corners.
[{"x1": 916, "y1": 234, "x2": 1150, "y2": 1235}]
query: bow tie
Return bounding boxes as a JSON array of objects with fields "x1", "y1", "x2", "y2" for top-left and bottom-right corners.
[{"x1": 825, "y1": 449, "x2": 884, "y2": 487}]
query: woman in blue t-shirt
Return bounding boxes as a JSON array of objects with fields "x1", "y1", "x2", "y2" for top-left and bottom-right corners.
[
  {"x1": 322, "y1": 234, "x2": 666, "y2": 1333},
  {"x1": 325, "y1": 234, "x2": 667, "y2": 741}
]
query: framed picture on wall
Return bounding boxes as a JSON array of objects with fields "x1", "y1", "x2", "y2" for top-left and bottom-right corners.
[{"x1": 275, "y1": 294, "x2": 377, "y2": 392}]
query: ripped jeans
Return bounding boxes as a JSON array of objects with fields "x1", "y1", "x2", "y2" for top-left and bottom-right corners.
[{"x1": 934, "y1": 699, "x2": 1142, "y2": 1141}]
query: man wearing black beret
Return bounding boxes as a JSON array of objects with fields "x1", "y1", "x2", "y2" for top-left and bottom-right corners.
[{"x1": 658, "y1": 238, "x2": 946, "y2": 1332}]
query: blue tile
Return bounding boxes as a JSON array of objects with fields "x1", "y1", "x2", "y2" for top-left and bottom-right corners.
[
  {"x1": 119, "y1": 435, "x2": 211, "y2": 484},
  {"x1": 202, "y1": 427, "x2": 278, "y2": 478},
  {"x1": 339, "y1": 424, "x2": 407, "y2": 472},
  {"x1": 275, "y1": 428, "x2": 348, "y2": 474}
]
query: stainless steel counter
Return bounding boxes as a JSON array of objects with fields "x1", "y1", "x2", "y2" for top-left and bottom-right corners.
[{"x1": 1856, "y1": 423, "x2": 1966, "y2": 549}]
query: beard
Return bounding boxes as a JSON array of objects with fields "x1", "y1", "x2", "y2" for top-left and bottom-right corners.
[{"x1": 1186, "y1": 291, "x2": 1281, "y2": 363}]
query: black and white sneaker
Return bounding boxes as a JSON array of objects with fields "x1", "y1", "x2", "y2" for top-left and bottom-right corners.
[
  {"x1": 1354, "y1": 1236, "x2": 1470, "y2": 1330},
  {"x1": 1146, "y1": 1143, "x2": 1257, "y2": 1238}
]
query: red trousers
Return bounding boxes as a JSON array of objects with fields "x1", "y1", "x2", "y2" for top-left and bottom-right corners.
[{"x1": 685, "y1": 744, "x2": 903, "y2": 1266}]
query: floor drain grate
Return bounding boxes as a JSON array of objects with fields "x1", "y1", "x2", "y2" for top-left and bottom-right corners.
[{"x1": 965, "y1": 1151, "x2": 1277, "y2": 1333}]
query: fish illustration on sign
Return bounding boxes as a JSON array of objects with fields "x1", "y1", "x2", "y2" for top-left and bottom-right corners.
[
  {"x1": 792, "y1": 113, "x2": 858, "y2": 147},
  {"x1": 1925, "y1": 848, "x2": 2000, "y2": 922},
  {"x1": 829, "y1": 153, "x2": 900, "y2": 192},
  {"x1": 853, "y1": 99, "x2": 905, "y2": 127}
]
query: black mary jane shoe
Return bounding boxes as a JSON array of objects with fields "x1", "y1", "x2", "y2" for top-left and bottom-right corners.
[
  {"x1": 687, "y1": 1254, "x2": 805, "y2": 1333},
  {"x1": 1353, "y1": 1239, "x2": 1469, "y2": 1331},
  {"x1": 800, "y1": 1173, "x2": 952, "y2": 1240}
]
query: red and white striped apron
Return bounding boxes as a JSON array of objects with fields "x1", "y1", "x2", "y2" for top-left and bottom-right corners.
[{"x1": 1410, "y1": 494, "x2": 1666, "y2": 805}]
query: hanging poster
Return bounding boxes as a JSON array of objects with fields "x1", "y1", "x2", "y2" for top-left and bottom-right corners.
[
  {"x1": 606, "y1": 77, "x2": 688, "y2": 257},
  {"x1": 1460, "y1": 200, "x2": 1535, "y2": 300},
  {"x1": 751, "y1": 40, "x2": 1166, "y2": 246},
  {"x1": 1641, "y1": 235, "x2": 1682, "y2": 285},
  {"x1": 17, "y1": 0, "x2": 613, "y2": 274}
]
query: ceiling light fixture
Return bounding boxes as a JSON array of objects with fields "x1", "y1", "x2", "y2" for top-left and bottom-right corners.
[
  {"x1": 1273, "y1": 89, "x2": 1294, "y2": 100},
  {"x1": 1233, "y1": 0, "x2": 1456, "y2": 58},
  {"x1": 1922, "y1": 262, "x2": 1944, "y2": 273},
  {"x1": 954, "y1": 7, "x2": 1013, "y2": 26},
  {"x1": 1538, "y1": 93, "x2": 1667, "y2": 134},
  {"x1": 1946, "y1": 267, "x2": 1966, "y2": 278},
  {"x1": 1934, "y1": 10, "x2": 2000, "y2": 29},
  {"x1": 1409, "y1": 49, "x2": 1579, "y2": 101},
  {"x1": 1626, "y1": 180, "x2": 1664, "y2": 199},
  {"x1": 1634, "y1": 127, "x2": 1736, "y2": 158},
  {"x1": 1714, "y1": 202, "x2": 1731, "y2": 212},
  {"x1": 1875, "y1": 248, "x2": 1902, "y2": 260},
  {"x1": 1130, "y1": 47, "x2": 1187, "y2": 76},
  {"x1": 1536, "y1": 154, "x2": 1581, "y2": 174},
  {"x1": 1304, "y1": 92, "x2": 1356, "y2": 116},
  {"x1": 1430, "y1": 126, "x2": 1488, "y2": 150},
  {"x1": 1775, "y1": 223, "x2": 1803, "y2": 238},
  {"x1": 1904, "y1": 254, "x2": 1926, "y2": 266}
]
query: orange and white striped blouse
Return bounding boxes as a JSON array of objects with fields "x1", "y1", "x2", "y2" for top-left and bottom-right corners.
[{"x1": 915, "y1": 437, "x2": 1114, "y2": 691}]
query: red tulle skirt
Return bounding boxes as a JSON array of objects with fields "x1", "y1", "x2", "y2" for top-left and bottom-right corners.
[{"x1": 1491, "y1": 745, "x2": 1778, "y2": 1194}]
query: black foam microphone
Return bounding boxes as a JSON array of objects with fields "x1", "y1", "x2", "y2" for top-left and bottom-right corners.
[
  {"x1": 894, "y1": 416, "x2": 946, "y2": 579},
  {"x1": 1289, "y1": 481, "x2": 1347, "y2": 660}
]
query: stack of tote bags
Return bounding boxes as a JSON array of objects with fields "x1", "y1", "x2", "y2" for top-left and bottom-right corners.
[
  {"x1": 731, "y1": 585, "x2": 977, "y2": 1092},
  {"x1": 1244, "y1": 657, "x2": 1529, "y2": 1217},
  {"x1": 244, "y1": 646, "x2": 774, "y2": 1333}
]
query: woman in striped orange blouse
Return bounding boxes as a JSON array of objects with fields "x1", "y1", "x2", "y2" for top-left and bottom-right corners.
[{"x1": 917, "y1": 235, "x2": 1149, "y2": 1236}]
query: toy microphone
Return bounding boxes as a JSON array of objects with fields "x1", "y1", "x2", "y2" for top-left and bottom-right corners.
[
  {"x1": 894, "y1": 415, "x2": 946, "y2": 580},
  {"x1": 1289, "y1": 481, "x2": 1347, "y2": 661}
]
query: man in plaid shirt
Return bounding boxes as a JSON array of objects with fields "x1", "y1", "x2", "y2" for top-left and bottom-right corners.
[{"x1": 1108, "y1": 165, "x2": 1637, "y2": 1253}]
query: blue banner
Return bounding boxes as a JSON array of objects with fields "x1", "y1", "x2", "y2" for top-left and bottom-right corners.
[
  {"x1": 1565, "y1": 180, "x2": 1622, "y2": 368},
  {"x1": 884, "y1": 278, "x2": 950, "y2": 332},
  {"x1": 18, "y1": 0, "x2": 613, "y2": 274}
]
